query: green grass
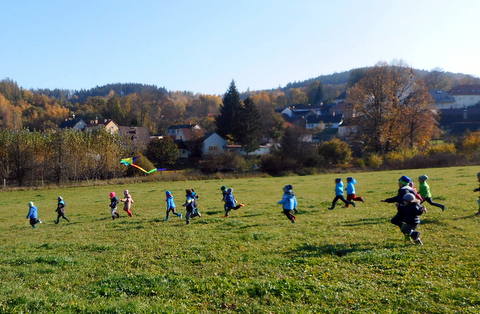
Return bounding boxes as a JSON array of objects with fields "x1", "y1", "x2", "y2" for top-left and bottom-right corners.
[{"x1": 1, "y1": 166, "x2": 479, "y2": 313}]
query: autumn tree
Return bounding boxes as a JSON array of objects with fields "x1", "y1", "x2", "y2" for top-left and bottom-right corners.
[
  {"x1": 347, "y1": 63, "x2": 438, "y2": 153},
  {"x1": 146, "y1": 137, "x2": 179, "y2": 167},
  {"x1": 287, "y1": 88, "x2": 308, "y2": 105}
]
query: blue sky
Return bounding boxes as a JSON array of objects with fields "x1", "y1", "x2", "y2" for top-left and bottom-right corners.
[{"x1": 0, "y1": 0, "x2": 479, "y2": 94}]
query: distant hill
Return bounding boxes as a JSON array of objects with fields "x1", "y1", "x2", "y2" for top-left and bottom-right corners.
[
  {"x1": 31, "y1": 67, "x2": 480, "y2": 102},
  {"x1": 280, "y1": 67, "x2": 480, "y2": 91}
]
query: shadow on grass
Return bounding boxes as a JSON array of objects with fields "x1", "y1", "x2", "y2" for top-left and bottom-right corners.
[
  {"x1": 205, "y1": 210, "x2": 222, "y2": 216},
  {"x1": 241, "y1": 213, "x2": 263, "y2": 218},
  {"x1": 420, "y1": 218, "x2": 448, "y2": 226},
  {"x1": 340, "y1": 217, "x2": 386, "y2": 227},
  {"x1": 238, "y1": 223, "x2": 262, "y2": 230},
  {"x1": 451, "y1": 214, "x2": 478, "y2": 220},
  {"x1": 291, "y1": 242, "x2": 401, "y2": 258}
]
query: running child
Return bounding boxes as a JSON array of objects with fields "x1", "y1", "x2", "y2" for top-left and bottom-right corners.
[
  {"x1": 345, "y1": 177, "x2": 365, "y2": 207},
  {"x1": 418, "y1": 175, "x2": 445, "y2": 211},
  {"x1": 26, "y1": 201, "x2": 42, "y2": 228},
  {"x1": 55, "y1": 196, "x2": 70, "y2": 224},
  {"x1": 278, "y1": 185, "x2": 297, "y2": 223},
  {"x1": 165, "y1": 191, "x2": 182, "y2": 221},
  {"x1": 382, "y1": 176, "x2": 416, "y2": 205},
  {"x1": 121, "y1": 190, "x2": 134, "y2": 217},
  {"x1": 328, "y1": 178, "x2": 355, "y2": 210},
  {"x1": 394, "y1": 193, "x2": 427, "y2": 245},
  {"x1": 183, "y1": 189, "x2": 197, "y2": 224},
  {"x1": 223, "y1": 188, "x2": 245, "y2": 217},
  {"x1": 109, "y1": 192, "x2": 120, "y2": 219},
  {"x1": 190, "y1": 188, "x2": 201, "y2": 218},
  {"x1": 474, "y1": 172, "x2": 480, "y2": 215},
  {"x1": 220, "y1": 185, "x2": 228, "y2": 201}
]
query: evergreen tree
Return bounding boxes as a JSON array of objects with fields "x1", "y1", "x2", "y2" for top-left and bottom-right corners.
[
  {"x1": 215, "y1": 81, "x2": 242, "y2": 139},
  {"x1": 235, "y1": 97, "x2": 262, "y2": 153},
  {"x1": 307, "y1": 81, "x2": 324, "y2": 105}
]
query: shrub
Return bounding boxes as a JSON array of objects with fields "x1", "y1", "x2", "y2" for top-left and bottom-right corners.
[
  {"x1": 384, "y1": 151, "x2": 405, "y2": 166},
  {"x1": 461, "y1": 131, "x2": 480, "y2": 158},
  {"x1": 260, "y1": 155, "x2": 297, "y2": 175},
  {"x1": 317, "y1": 138, "x2": 352, "y2": 165},
  {"x1": 352, "y1": 158, "x2": 366, "y2": 169},
  {"x1": 199, "y1": 152, "x2": 247, "y2": 173},
  {"x1": 365, "y1": 154, "x2": 383, "y2": 169},
  {"x1": 427, "y1": 143, "x2": 456, "y2": 155}
]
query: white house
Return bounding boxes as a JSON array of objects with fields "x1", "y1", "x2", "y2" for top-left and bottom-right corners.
[
  {"x1": 450, "y1": 85, "x2": 480, "y2": 108},
  {"x1": 85, "y1": 119, "x2": 119, "y2": 135},
  {"x1": 202, "y1": 132, "x2": 272, "y2": 156},
  {"x1": 202, "y1": 133, "x2": 227, "y2": 155},
  {"x1": 60, "y1": 116, "x2": 87, "y2": 130},
  {"x1": 226, "y1": 144, "x2": 272, "y2": 156}
]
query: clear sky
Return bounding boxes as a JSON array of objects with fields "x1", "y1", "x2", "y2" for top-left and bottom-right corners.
[{"x1": 1, "y1": 0, "x2": 479, "y2": 94}]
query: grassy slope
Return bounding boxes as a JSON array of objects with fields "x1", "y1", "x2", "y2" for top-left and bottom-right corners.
[{"x1": 0, "y1": 166, "x2": 479, "y2": 313}]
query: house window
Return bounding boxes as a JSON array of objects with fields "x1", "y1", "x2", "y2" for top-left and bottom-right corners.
[{"x1": 209, "y1": 146, "x2": 217, "y2": 151}]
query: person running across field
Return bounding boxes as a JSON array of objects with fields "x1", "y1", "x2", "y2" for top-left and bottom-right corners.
[
  {"x1": 278, "y1": 184, "x2": 297, "y2": 223},
  {"x1": 121, "y1": 190, "x2": 134, "y2": 217},
  {"x1": 183, "y1": 189, "x2": 198, "y2": 224},
  {"x1": 328, "y1": 178, "x2": 355, "y2": 210},
  {"x1": 55, "y1": 196, "x2": 70, "y2": 224},
  {"x1": 418, "y1": 175, "x2": 445, "y2": 211},
  {"x1": 165, "y1": 191, "x2": 182, "y2": 221},
  {"x1": 26, "y1": 201, "x2": 42, "y2": 228},
  {"x1": 395, "y1": 193, "x2": 427, "y2": 245},
  {"x1": 109, "y1": 192, "x2": 120, "y2": 220},
  {"x1": 345, "y1": 177, "x2": 365, "y2": 207},
  {"x1": 223, "y1": 188, "x2": 245, "y2": 217}
]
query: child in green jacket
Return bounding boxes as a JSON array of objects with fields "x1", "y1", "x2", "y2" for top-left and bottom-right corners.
[{"x1": 418, "y1": 175, "x2": 445, "y2": 211}]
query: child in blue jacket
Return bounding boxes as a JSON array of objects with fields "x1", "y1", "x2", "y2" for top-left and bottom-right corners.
[
  {"x1": 278, "y1": 185, "x2": 297, "y2": 223},
  {"x1": 26, "y1": 201, "x2": 42, "y2": 228},
  {"x1": 328, "y1": 178, "x2": 355, "y2": 210},
  {"x1": 224, "y1": 188, "x2": 245, "y2": 217},
  {"x1": 165, "y1": 191, "x2": 182, "y2": 221},
  {"x1": 345, "y1": 177, "x2": 364, "y2": 207}
]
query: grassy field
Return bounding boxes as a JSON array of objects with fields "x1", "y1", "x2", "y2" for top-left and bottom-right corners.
[{"x1": 0, "y1": 166, "x2": 479, "y2": 313}]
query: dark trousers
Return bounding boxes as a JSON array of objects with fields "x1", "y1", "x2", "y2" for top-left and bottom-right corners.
[
  {"x1": 29, "y1": 218, "x2": 40, "y2": 228},
  {"x1": 421, "y1": 197, "x2": 444, "y2": 209},
  {"x1": 166, "y1": 207, "x2": 180, "y2": 219},
  {"x1": 400, "y1": 223, "x2": 420, "y2": 240},
  {"x1": 55, "y1": 211, "x2": 70, "y2": 224},
  {"x1": 224, "y1": 204, "x2": 242, "y2": 216},
  {"x1": 330, "y1": 195, "x2": 353, "y2": 209},
  {"x1": 283, "y1": 209, "x2": 296, "y2": 222}
]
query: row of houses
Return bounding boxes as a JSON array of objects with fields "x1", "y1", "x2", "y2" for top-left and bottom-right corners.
[
  {"x1": 59, "y1": 116, "x2": 151, "y2": 147},
  {"x1": 430, "y1": 84, "x2": 480, "y2": 134},
  {"x1": 60, "y1": 84, "x2": 480, "y2": 159}
]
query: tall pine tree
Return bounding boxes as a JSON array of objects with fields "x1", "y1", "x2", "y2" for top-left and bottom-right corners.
[
  {"x1": 235, "y1": 97, "x2": 262, "y2": 153},
  {"x1": 215, "y1": 81, "x2": 242, "y2": 139}
]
